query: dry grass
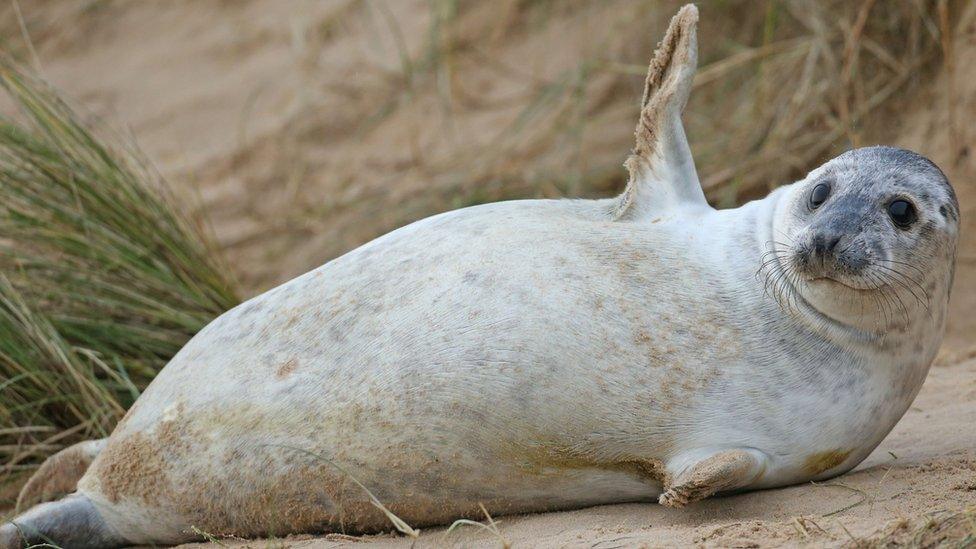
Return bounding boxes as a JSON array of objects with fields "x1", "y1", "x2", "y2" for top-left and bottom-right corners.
[
  {"x1": 0, "y1": 61, "x2": 239, "y2": 504},
  {"x1": 272, "y1": 445, "x2": 420, "y2": 539},
  {"x1": 861, "y1": 506, "x2": 976, "y2": 548},
  {"x1": 444, "y1": 503, "x2": 511, "y2": 548},
  {"x1": 181, "y1": 0, "x2": 951, "y2": 289}
]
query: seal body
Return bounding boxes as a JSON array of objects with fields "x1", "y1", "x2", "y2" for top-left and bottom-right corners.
[
  {"x1": 93, "y1": 199, "x2": 706, "y2": 540},
  {"x1": 73, "y1": 173, "x2": 952, "y2": 543},
  {"x1": 1, "y1": 5, "x2": 958, "y2": 548}
]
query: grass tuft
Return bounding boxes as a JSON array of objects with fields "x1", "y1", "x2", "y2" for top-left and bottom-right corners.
[
  {"x1": 865, "y1": 506, "x2": 976, "y2": 548},
  {"x1": 0, "y1": 60, "x2": 239, "y2": 503}
]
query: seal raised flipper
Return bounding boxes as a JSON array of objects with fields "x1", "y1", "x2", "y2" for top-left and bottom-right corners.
[
  {"x1": 15, "y1": 439, "x2": 106, "y2": 512},
  {"x1": 614, "y1": 4, "x2": 707, "y2": 221}
]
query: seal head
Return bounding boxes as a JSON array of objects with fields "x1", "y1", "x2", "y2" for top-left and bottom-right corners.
[{"x1": 769, "y1": 146, "x2": 958, "y2": 334}]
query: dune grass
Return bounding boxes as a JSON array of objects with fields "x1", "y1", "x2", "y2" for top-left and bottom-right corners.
[{"x1": 0, "y1": 61, "x2": 239, "y2": 503}]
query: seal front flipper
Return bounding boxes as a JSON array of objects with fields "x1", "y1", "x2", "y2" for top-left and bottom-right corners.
[
  {"x1": 658, "y1": 448, "x2": 769, "y2": 508},
  {"x1": 614, "y1": 4, "x2": 708, "y2": 221}
]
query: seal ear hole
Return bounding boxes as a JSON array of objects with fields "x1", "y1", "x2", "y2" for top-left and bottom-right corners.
[
  {"x1": 939, "y1": 203, "x2": 957, "y2": 221},
  {"x1": 888, "y1": 199, "x2": 918, "y2": 229},
  {"x1": 808, "y1": 183, "x2": 831, "y2": 211}
]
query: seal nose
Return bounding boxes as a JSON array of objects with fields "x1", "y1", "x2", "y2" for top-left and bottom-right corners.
[
  {"x1": 812, "y1": 233, "x2": 843, "y2": 256},
  {"x1": 804, "y1": 229, "x2": 868, "y2": 273}
]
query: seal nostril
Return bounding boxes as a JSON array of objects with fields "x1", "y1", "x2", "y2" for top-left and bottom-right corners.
[{"x1": 826, "y1": 235, "x2": 842, "y2": 253}]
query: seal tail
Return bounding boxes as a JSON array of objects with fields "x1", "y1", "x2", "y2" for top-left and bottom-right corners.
[
  {"x1": 1, "y1": 494, "x2": 128, "y2": 549},
  {"x1": 16, "y1": 438, "x2": 107, "y2": 512}
]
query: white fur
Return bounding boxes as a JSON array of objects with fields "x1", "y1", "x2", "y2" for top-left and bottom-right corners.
[{"x1": 77, "y1": 171, "x2": 954, "y2": 542}]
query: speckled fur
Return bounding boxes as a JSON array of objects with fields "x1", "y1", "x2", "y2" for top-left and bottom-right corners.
[{"x1": 1, "y1": 4, "x2": 958, "y2": 547}]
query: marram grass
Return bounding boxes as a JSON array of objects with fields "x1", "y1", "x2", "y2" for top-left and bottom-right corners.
[{"x1": 0, "y1": 61, "x2": 239, "y2": 502}]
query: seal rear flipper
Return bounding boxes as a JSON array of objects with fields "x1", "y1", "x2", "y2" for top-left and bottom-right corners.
[
  {"x1": 16, "y1": 438, "x2": 107, "y2": 512},
  {"x1": 614, "y1": 4, "x2": 708, "y2": 221},
  {"x1": 1, "y1": 494, "x2": 128, "y2": 549}
]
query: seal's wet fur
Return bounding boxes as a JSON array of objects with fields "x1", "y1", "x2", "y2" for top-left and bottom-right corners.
[{"x1": 1, "y1": 4, "x2": 958, "y2": 547}]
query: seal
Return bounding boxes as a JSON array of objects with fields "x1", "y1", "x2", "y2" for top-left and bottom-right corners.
[{"x1": 1, "y1": 4, "x2": 958, "y2": 548}]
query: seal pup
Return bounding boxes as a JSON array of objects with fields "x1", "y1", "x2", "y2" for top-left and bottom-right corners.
[{"x1": 2, "y1": 4, "x2": 958, "y2": 547}]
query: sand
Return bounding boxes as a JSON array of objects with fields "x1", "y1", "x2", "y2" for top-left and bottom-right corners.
[{"x1": 2, "y1": 1, "x2": 975, "y2": 547}]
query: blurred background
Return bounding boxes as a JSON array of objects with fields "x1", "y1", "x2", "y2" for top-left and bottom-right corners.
[{"x1": 0, "y1": 0, "x2": 973, "y2": 517}]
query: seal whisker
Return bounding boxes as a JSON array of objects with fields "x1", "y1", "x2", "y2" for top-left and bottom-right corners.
[
  {"x1": 878, "y1": 258, "x2": 929, "y2": 279},
  {"x1": 870, "y1": 272, "x2": 910, "y2": 326},
  {"x1": 873, "y1": 264, "x2": 929, "y2": 310},
  {"x1": 877, "y1": 271, "x2": 932, "y2": 323},
  {"x1": 772, "y1": 261, "x2": 798, "y2": 314},
  {"x1": 773, "y1": 229, "x2": 797, "y2": 245},
  {"x1": 761, "y1": 266, "x2": 784, "y2": 308},
  {"x1": 758, "y1": 248, "x2": 790, "y2": 263},
  {"x1": 857, "y1": 280, "x2": 867, "y2": 320},
  {"x1": 762, "y1": 261, "x2": 792, "y2": 313},
  {"x1": 876, "y1": 261, "x2": 932, "y2": 308},
  {"x1": 879, "y1": 276, "x2": 910, "y2": 327},
  {"x1": 782, "y1": 262, "x2": 804, "y2": 315},
  {"x1": 836, "y1": 239, "x2": 855, "y2": 256},
  {"x1": 876, "y1": 259, "x2": 931, "y2": 289},
  {"x1": 864, "y1": 273, "x2": 892, "y2": 329},
  {"x1": 757, "y1": 253, "x2": 789, "y2": 275},
  {"x1": 874, "y1": 275, "x2": 902, "y2": 327},
  {"x1": 756, "y1": 241, "x2": 796, "y2": 314}
]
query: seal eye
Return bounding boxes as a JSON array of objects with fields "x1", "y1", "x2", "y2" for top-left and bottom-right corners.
[
  {"x1": 888, "y1": 199, "x2": 917, "y2": 228},
  {"x1": 808, "y1": 183, "x2": 830, "y2": 210}
]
